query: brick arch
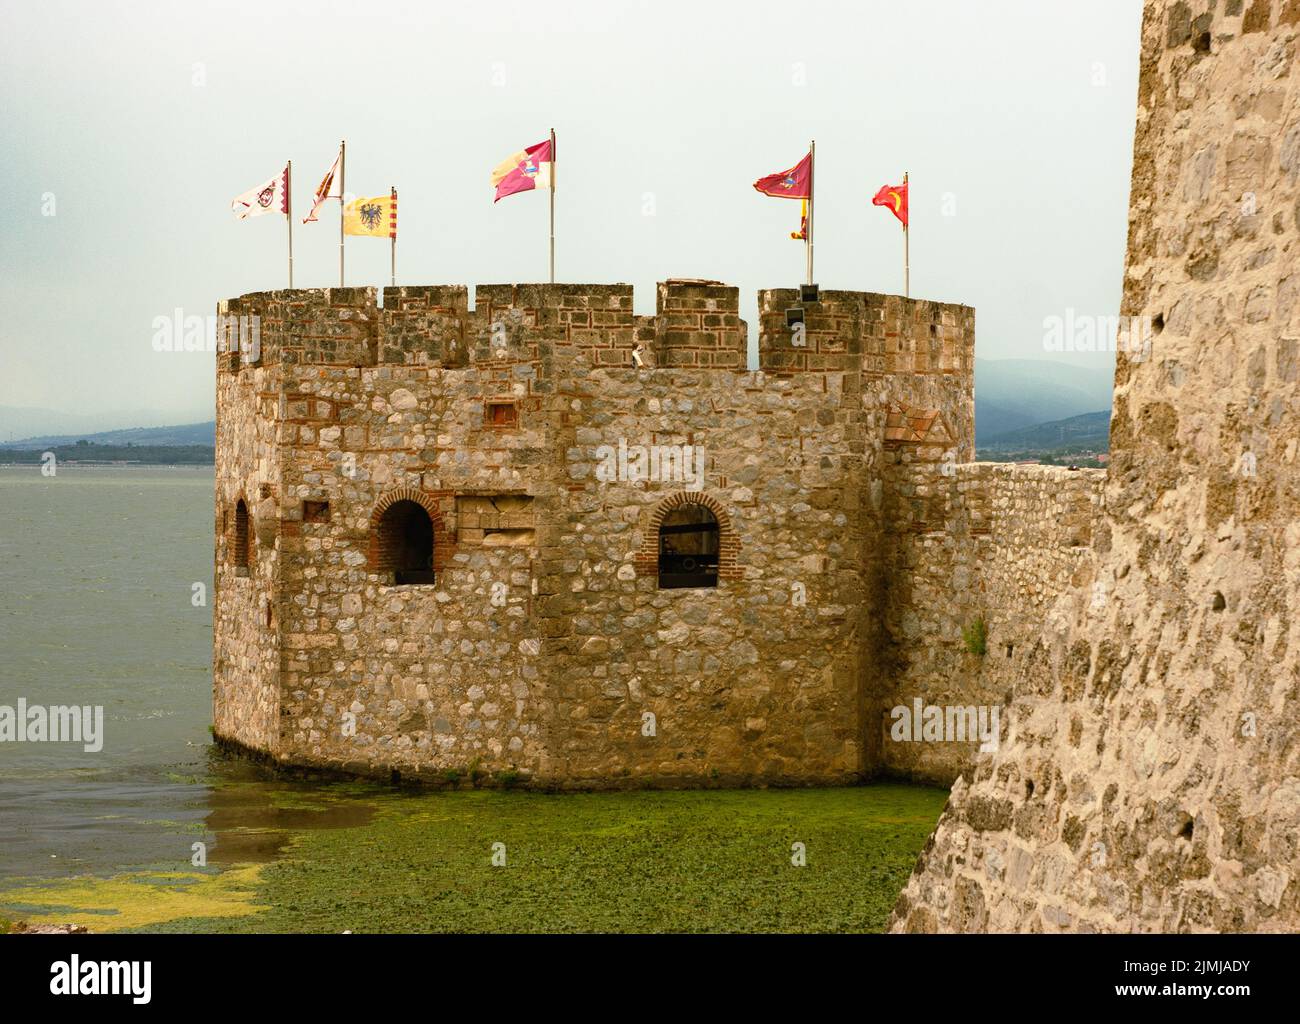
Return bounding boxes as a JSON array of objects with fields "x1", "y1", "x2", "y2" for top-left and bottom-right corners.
[
  {"x1": 635, "y1": 491, "x2": 741, "y2": 580},
  {"x1": 367, "y1": 487, "x2": 451, "y2": 572}
]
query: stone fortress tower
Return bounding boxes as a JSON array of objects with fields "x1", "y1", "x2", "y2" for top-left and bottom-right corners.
[{"x1": 213, "y1": 275, "x2": 1099, "y2": 789}]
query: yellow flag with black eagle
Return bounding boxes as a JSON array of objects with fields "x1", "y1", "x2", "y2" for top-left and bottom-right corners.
[{"x1": 343, "y1": 190, "x2": 397, "y2": 237}]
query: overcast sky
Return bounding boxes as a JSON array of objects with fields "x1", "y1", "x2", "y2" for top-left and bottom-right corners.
[{"x1": 0, "y1": 0, "x2": 1142, "y2": 425}]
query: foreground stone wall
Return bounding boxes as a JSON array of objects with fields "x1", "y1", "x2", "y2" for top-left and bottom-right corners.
[{"x1": 891, "y1": 0, "x2": 1300, "y2": 932}]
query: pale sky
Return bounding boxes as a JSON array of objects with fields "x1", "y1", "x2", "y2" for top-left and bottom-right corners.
[{"x1": 0, "y1": 0, "x2": 1142, "y2": 423}]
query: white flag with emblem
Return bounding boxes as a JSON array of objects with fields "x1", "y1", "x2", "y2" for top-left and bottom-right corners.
[{"x1": 231, "y1": 166, "x2": 288, "y2": 220}]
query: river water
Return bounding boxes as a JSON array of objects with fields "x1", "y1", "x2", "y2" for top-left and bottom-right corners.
[{"x1": 0, "y1": 465, "x2": 245, "y2": 881}]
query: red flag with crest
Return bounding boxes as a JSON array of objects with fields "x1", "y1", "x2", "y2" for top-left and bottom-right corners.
[{"x1": 754, "y1": 151, "x2": 812, "y2": 200}]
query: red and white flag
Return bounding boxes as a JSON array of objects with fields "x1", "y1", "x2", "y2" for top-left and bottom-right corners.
[
  {"x1": 491, "y1": 139, "x2": 553, "y2": 202},
  {"x1": 303, "y1": 148, "x2": 342, "y2": 223},
  {"x1": 231, "y1": 166, "x2": 288, "y2": 220}
]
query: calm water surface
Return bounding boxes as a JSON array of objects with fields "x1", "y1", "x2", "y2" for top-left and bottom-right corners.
[{"x1": 0, "y1": 465, "x2": 280, "y2": 880}]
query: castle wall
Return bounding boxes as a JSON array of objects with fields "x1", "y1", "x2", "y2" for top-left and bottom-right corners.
[
  {"x1": 544, "y1": 365, "x2": 872, "y2": 786},
  {"x1": 891, "y1": 0, "x2": 1300, "y2": 933},
  {"x1": 212, "y1": 301, "x2": 285, "y2": 753},
  {"x1": 267, "y1": 292, "x2": 570, "y2": 782},
  {"x1": 881, "y1": 463, "x2": 1103, "y2": 782}
]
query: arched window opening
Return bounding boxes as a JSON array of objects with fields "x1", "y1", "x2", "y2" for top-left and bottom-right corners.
[
  {"x1": 376, "y1": 499, "x2": 435, "y2": 585},
  {"x1": 233, "y1": 499, "x2": 251, "y2": 576},
  {"x1": 658, "y1": 504, "x2": 719, "y2": 589}
]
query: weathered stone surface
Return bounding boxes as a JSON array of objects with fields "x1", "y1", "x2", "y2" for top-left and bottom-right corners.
[{"x1": 890, "y1": 0, "x2": 1300, "y2": 933}]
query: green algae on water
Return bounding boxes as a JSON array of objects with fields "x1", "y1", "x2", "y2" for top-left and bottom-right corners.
[
  {"x1": 159, "y1": 783, "x2": 948, "y2": 934},
  {"x1": 2, "y1": 783, "x2": 946, "y2": 934}
]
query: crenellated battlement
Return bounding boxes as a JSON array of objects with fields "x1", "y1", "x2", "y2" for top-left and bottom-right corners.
[
  {"x1": 758, "y1": 289, "x2": 973, "y2": 377},
  {"x1": 215, "y1": 279, "x2": 974, "y2": 379}
]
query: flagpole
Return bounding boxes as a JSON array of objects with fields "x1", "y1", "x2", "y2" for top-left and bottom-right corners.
[
  {"x1": 549, "y1": 127, "x2": 556, "y2": 284},
  {"x1": 903, "y1": 170, "x2": 909, "y2": 298},
  {"x1": 390, "y1": 185, "x2": 396, "y2": 287},
  {"x1": 806, "y1": 139, "x2": 815, "y2": 286},
  {"x1": 338, "y1": 140, "x2": 346, "y2": 287},
  {"x1": 286, "y1": 160, "x2": 294, "y2": 289}
]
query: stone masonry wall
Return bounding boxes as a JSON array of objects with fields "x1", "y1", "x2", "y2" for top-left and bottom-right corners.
[
  {"x1": 212, "y1": 305, "x2": 283, "y2": 753},
  {"x1": 881, "y1": 463, "x2": 1104, "y2": 783},
  {"x1": 265, "y1": 292, "x2": 571, "y2": 782},
  {"x1": 213, "y1": 280, "x2": 978, "y2": 787},
  {"x1": 544, "y1": 365, "x2": 871, "y2": 786},
  {"x1": 891, "y1": 0, "x2": 1300, "y2": 933}
]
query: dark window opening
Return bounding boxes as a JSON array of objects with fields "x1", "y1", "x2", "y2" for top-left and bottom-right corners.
[
  {"x1": 486, "y1": 402, "x2": 518, "y2": 428},
  {"x1": 658, "y1": 505, "x2": 719, "y2": 590},
  {"x1": 233, "y1": 499, "x2": 251, "y2": 576},
  {"x1": 377, "y1": 499, "x2": 435, "y2": 585},
  {"x1": 303, "y1": 499, "x2": 330, "y2": 524}
]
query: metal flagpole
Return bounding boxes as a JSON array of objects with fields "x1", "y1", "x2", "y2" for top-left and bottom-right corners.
[
  {"x1": 286, "y1": 160, "x2": 294, "y2": 288},
  {"x1": 338, "y1": 140, "x2": 346, "y2": 287},
  {"x1": 903, "y1": 170, "x2": 910, "y2": 298},
  {"x1": 549, "y1": 128, "x2": 556, "y2": 284},
  {"x1": 390, "y1": 186, "x2": 396, "y2": 287},
  {"x1": 806, "y1": 140, "x2": 815, "y2": 285}
]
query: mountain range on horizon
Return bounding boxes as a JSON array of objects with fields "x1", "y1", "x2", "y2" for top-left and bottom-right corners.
[
  {"x1": 978, "y1": 410, "x2": 1111, "y2": 450},
  {"x1": 0, "y1": 406, "x2": 213, "y2": 445},
  {"x1": 0, "y1": 420, "x2": 216, "y2": 450},
  {"x1": 973, "y1": 357, "x2": 1113, "y2": 441},
  {"x1": 0, "y1": 357, "x2": 1115, "y2": 450}
]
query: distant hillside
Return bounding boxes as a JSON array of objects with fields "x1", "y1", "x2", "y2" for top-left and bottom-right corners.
[
  {"x1": 0, "y1": 442, "x2": 213, "y2": 465},
  {"x1": 0, "y1": 421, "x2": 215, "y2": 450},
  {"x1": 981, "y1": 410, "x2": 1111, "y2": 450},
  {"x1": 0, "y1": 406, "x2": 210, "y2": 443},
  {"x1": 974, "y1": 398, "x2": 1038, "y2": 441},
  {"x1": 974, "y1": 358, "x2": 1113, "y2": 444}
]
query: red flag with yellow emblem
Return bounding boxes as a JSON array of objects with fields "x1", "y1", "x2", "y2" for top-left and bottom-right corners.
[{"x1": 872, "y1": 181, "x2": 908, "y2": 227}]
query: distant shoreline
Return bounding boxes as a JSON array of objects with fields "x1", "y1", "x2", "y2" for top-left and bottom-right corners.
[
  {"x1": 0, "y1": 444, "x2": 214, "y2": 467},
  {"x1": 0, "y1": 462, "x2": 214, "y2": 468}
]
